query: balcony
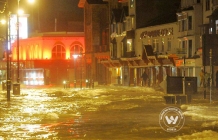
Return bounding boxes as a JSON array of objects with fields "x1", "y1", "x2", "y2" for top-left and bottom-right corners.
[
  {"x1": 176, "y1": 48, "x2": 187, "y2": 54},
  {"x1": 178, "y1": 30, "x2": 195, "y2": 37}
]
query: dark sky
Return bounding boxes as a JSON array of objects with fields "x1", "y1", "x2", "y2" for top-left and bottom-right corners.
[
  {"x1": 0, "y1": 0, "x2": 84, "y2": 32},
  {"x1": 23, "y1": 0, "x2": 84, "y2": 32},
  {"x1": 38, "y1": 0, "x2": 84, "y2": 32}
]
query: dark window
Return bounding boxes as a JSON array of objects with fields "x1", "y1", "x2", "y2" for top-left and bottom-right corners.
[
  {"x1": 182, "y1": 20, "x2": 186, "y2": 31},
  {"x1": 188, "y1": 16, "x2": 192, "y2": 30},
  {"x1": 113, "y1": 43, "x2": 117, "y2": 58},
  {"x1": 188, "y1": 40, "x2": 192, "y2": 57},
  {"x1": 206, "y1": 0, "x2": 210, "y2": 11}
]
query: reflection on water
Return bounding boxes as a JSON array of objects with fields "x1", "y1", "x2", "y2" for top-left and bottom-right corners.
[
  {"x1": 0, "y1": 89, "x2": 87, "y2": 139},
  {"x1": 1, "y1": 87, "x2": 218, "y2": 139}
]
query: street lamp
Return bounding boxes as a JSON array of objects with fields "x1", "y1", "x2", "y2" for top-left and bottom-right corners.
[
  {"x1": 5, "y1": 0, "x2": 10, "y2": 101},
  {"x1": 73, "y1": 53, "x2": 83, "y2": 89},
  {"x1": 15, "y1": 0, "x2": 35, "y2": 91},
  {"x1": 73, "y1": 54, "x2": 78, "y2": 88},
  {"x1": 80, "y1": 53, "x2": 82, "y2": 89}
]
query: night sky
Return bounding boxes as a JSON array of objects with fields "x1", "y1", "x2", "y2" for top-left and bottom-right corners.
[
  {"x1": 35, "y1": 0, "x2": 84, "y2": 32},
  {"x1": 0, "y1": 0, "x2": 83, "y2": 32},
  {"x1": 17, "y1": 0, "x2": 84, "y2": 32}
]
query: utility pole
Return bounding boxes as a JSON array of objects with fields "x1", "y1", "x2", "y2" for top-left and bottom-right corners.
[{"x1": 209, "y1": 49, "x2": 212, "y2": 103}]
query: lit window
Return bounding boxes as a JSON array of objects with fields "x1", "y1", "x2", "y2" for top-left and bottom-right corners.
[
  {"x1": 209, "y1": 27, "x2": 212, "y2": 34},
  {"x1": 216, "y1": 20, "x2": 218, "y2": 34},
  {"x1": 70, "y1": 45, "x2": 83, "y2": 58},
  {"x1": 153, "y1": 39, "x2": 159, "y2": 52},
  {"x1": 52, "y1": 44, "x2": 66, "y2": 59},
  {"x1": 130, "y1": 0, "x2": 134, "y2": 8},
  {"x1": 127, "y1": 39, "x2": 133, "y2": 52},
  {"x1": 161, "y1": 38, "x2": 164, "y2": 52}
]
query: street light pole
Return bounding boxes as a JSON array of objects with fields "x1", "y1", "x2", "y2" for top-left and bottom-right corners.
[
  {"x1": 209, "y1": 49, "x2": 212, "y2": 103},
  {"x1": 17, "y1": 0, "x2": 20, "y2": 83},
  {"x1": 74, "y1": 58, "x2": 76, "y2": 88},
  {"x1": 73, "y1": 54, "x2": 78, "y2": 88},
  {"x1": 80, "y1": 53, "x2": 82, "y2": 89},
  {"x1": 6, "y1": 0, "x2": 10, "y2": 101},
  {"x1": 16, "y1": 0, "x2": 35, "y2": 84},
  {"x1": 183, "y1": 55, "x2": 186, "y2": 95}
]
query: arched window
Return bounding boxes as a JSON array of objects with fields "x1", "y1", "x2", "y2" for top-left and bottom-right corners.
[
  {"x1": 52, "y1": 44, "x2": 66, "y2": 59},
  {"x1": 70, "y1": 43, "x2": 83, "y2": 58}
]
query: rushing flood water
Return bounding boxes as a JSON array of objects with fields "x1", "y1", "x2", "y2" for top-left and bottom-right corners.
[{"x1": 0, "y1": 86, "x2": 218, "y2": 139}]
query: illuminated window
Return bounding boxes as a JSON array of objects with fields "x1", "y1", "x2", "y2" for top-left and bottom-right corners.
[
  {"x1": 130, "y1": 0, "x2": 134, "y2": 8},
  {"x1": 70, "y1": 44, "x2": 83, "y2": 58},
  {"x1": 52, "y1": 44, "x2": 66, "y2": 59},
  {"x1": 216, "y1": 20, "x2": 218, "y2": 34},
  {"x1": 153, "y1": 39, "x2": 159, "y2": 52},
  {"x1": 127, "y1": 39, "x2": 133, "y2": 52},
  {"x1": 161, "y1": 38, "x2": 164, "y2": 52},
  {"x1": 148, "y1": 39, "x2": 151, "y2": 45}
]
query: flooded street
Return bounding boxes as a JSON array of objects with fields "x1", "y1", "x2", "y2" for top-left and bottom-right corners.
[{"x1": 0, "y1": 86, "x2": 218, "y2": 139}]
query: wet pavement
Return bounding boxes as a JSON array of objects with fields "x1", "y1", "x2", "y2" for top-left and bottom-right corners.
[{"x1": 0, "y1": 85, "x2": 218, "y2": 139}]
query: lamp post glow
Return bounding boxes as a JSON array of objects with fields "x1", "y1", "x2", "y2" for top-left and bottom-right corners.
[
  {"x1": 1, "y1": 19, "x2": 6, "y2": 24},
  {"x1": 13, "y1": 0, "x2": 35, "y2": 95},
  {"x1": 73, "y1": 54, "x2": 83, "y2": 89},
  {"x1": 73, "y1": 54, "x2": 78, "y2": 88},
  {"x1": 28, "y1": 0, "x2": 35, "y2": 4},
  {"x1": 16, "y1": 0, "x2": 35, "y2": 84}
]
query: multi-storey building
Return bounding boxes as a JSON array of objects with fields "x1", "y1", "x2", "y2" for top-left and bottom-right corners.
[
  {"x1": 1, "y1": 32, "x2": 85, "y2": 86},
  {"x1": 106, "y1": 0, "x2": 183, "y2": 86},
  {"x1": 79, "y1": 0, "x2": 112, "y2": 85},
  {"x1": 179, "y1": 0, "x2": 218, "y2": 85},
  {"x1": 201, "y1": 0, "x2": 218, "y2": 84},
  {"x1": 176, "y1": 0, "x2": 203, "y2": 81},
  {"x1": 79, "y1": 0, "x2": 218, "y2": 87}
]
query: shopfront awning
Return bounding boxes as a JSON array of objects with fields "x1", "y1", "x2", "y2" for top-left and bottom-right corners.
[
  {"x1": 120, "y1": 58, "x2": 157, "y2": 68},
  {"x1": 100, "y1": 59, "x2": 122, "y2": 68},
  {"x1": 120, "y1": 57, "x2": 142, "y2": 67},
  {"x1": 110, "y1": 59, "x2": 122, "y2": 67},
  {"x1": 101, "y1": 60, "x2": 113, "y2": 68},
  {"x1": 161, "y1": 58, "x2": 173, "y2": 66}
]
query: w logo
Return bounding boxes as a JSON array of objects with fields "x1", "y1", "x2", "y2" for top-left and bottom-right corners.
[
  {"x1": 165, "y1": 116, "x2": 178, "y2": 124},
  {"x1": 159, "y1": 107, "x2": 185, "y2": 132}
]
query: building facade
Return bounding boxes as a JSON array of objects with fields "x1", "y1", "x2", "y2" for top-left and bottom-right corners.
[
  {"x1": 79, "y1": 0, "x2": 112, "y2": 85},
  {"x1": 1, "y1": 32, "x2": 85, "y2": 86},
  {"x1": 80, "y1": 0, "x2": 218, "y2": 87}
]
